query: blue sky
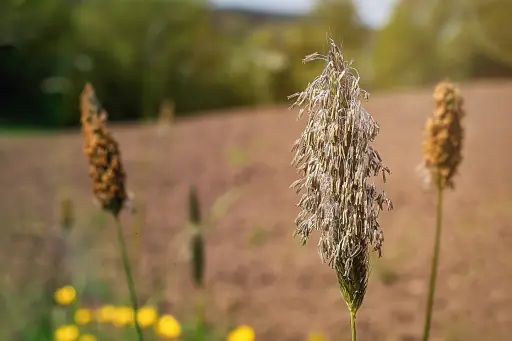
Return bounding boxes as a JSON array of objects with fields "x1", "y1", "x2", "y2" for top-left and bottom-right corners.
[{"x1": 211, "y1": 0, "x2": 397, "y2": 27}]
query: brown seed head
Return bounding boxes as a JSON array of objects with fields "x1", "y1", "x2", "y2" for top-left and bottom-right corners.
[
  {"x1": 80, "y1": 83, "x2": 128, "y2": 216},
  {"x1": 289, "y1": 39, "x2": 392, "y2": 313},
  {"x1": 422, "y1": 81, "x2": 465, "y2": 190}
]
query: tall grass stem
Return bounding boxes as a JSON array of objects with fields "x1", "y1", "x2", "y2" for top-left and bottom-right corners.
[
  {"x1": 350, "y1": 310, "x2": 357, "y2": 341},
  {"x1": 114, "y1": 216, "x2": 144, "y2": 341},
  {"x1": 196, "y1": 289, "x2": 205, "y2": 323},
  {"x1": 421, "y1": 181, "x2": 444, "y2": 341}
]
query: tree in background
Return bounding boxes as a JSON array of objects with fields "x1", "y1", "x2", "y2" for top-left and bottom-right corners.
[
  {"x1": 72, "y1": 0, "x2": 239, "y2": 119},
  {"x1": 1, "y1": 0, "x2": 512, "y2": 128},
  {"x1": 0, "y1": 0, "x2": 77, "y2": 127},
  {"x1": 371, "y1": 0, "x2": 512, "y2": 91},
  {"x1": 371, "y1": 0, "x2": 441, "y2": 90}
]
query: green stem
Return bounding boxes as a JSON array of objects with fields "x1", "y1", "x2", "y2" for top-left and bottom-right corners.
[
  {"x1": 421, "y1": 184, "x2": 444, "y2": 341},
  {"x1": 114, "y1": 216, "x2": 144, "y2": 341},
  {"x1": 350, "y1": 310, "x2": 357, "y2": 341}
]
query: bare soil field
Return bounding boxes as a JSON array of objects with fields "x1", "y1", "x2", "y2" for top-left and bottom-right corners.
[{"x1": 1, "y1": 80, "x2": 512, "y2": 341}]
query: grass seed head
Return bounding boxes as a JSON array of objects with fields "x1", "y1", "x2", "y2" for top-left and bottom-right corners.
[
  {"x1": 188, "y1": 185, "x2": 205, "y2": 288},
  {"x1": 188, "y1": 185, "x2": 202, "y2": 226},
  {"x1": 158, "y1": 99, "x2": 175, "y2": 125},
  {"x1": 422, "y1": 81, "x2": 465, "y2": 190},
  {"x1": 289, "y1": 38, "x2": 392, "y2": 312},
  {"x1": 80, "y1": 83, "x2": 128, "y2": 217},
  {"x1": 58, "y1": 196, "x2": 74, "y2": 232}
]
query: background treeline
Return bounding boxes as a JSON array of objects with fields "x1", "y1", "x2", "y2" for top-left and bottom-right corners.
[{"x1": 1, "y1": 0, "x2": 512, "y2": 127}]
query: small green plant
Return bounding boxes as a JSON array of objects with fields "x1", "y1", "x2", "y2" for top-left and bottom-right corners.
[
  {"x1": 209, "y1": 188, "x2": 240, "y2": 223},
  {"x1": 247, "y1": 227, "x2": 268, "y2": 247},
  {"x1": 188, "y1": 185, "x2": 206, "y2": 329},
  {"x1": 226, "y1": 147, "x2": 248, "y2": 168}
]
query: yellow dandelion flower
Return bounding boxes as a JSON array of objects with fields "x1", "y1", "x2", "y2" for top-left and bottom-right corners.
[
  {"x1": 112, "y1": 306, "x2": 134, "y2": 327},
  {"x1": 95, "y1": 304, "x2": 116, "y2": 323},
  {"x1": 155, "y1": 314, "x2": 181, "y2": 339},
  {"x1": 227, "y1": 325, "x2": 255, "y2": 341},
  {"x1": 54, "y1": 324, "x2": 79, "y2": 341},
  {"x1": 74, "y1": 308, "x2": 93, "y2": 325},
  {"x1": 137, "y1": 306, "x2": 158, "y2": 328},
  {"x1": 78, "y1": 334, "x2": 97, "y2": 341},
  {"x1": 308, "y1": 333, "x2": 326, "y2": 341},
  {"x1": 54, "y1": 286, "x2": 76, "y2": 306}
]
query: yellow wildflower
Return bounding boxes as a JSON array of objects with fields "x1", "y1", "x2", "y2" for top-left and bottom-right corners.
[
  {"x1": 54, "y1": 286, "x2": 76, "y2": 306},
  {"x1": 54, "y1": 324, "x2": 79, "y2": 341},
  {"x1": 112, "y1": 306, "x2": 134, "y2": 327},
  {"x1": 227, "y1": 325, "x2": 255, "y2": 341},
  {"x1": 95, "y1": 304, "x2": 116, "y2": 323},
  {"x1": 137, "y1": 306, "x2": 158, "y2": 328},
  {"x1": 78, "y1": 334, "x2": 97, "y2": 341},
  {"x1": 155, "y1": 314, "x2": 181, "y2": 339},
  {"x1": 74, "y1": 308, "x2": 92, "y2": 325},
  {"x1": 308, "y1": 333, "x2": 326, "y2": 341}
]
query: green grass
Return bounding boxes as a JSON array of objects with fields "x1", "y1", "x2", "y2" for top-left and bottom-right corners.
[
  {"x1": 0, "y1": 191, "x2": 246, "y2": 341},
  {"x1": 209, "y1": 188, "x2": 241, "y2": 223},
  {"x1": 226, "y1": 147, "x2": 249, "y2": 168},
  {"x1": 371, "y1": 256, "x2": 399, "y2": 286},
  {"x1": 246, "y1": 227, "x2": 268, "y2": 247},
  {"x1": 0, "y1": 124, "x2": 60, "y2": 137}
]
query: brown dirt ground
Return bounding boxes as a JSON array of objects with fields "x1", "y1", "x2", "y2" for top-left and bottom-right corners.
[{"x1": 1, "y1": 80, "x2": 512, "y2": 341}]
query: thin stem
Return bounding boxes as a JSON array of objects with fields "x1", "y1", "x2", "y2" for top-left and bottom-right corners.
[
  {"x1": 114, "y1": 216, "x2": 144, "y2": 341},
  {"x1": 350, "y1": 310, "x2": 357, "y2": 341},
  {"x1": 195, "y1": 288, "x2": 205, "y2": 326},
  {"x1": 421, "y1": 183, "x2": 444, "y2": 341}
]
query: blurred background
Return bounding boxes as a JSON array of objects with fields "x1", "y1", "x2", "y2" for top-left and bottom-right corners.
[
  {"x1": 1, "y1": 0, "x2": 512, "y2": 127},
  {"x1": 1, "y1": 0, "x2": 512, "y2": 341}
]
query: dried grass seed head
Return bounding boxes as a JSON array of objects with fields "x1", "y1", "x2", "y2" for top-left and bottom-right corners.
[
  {"x1": 80, "y1": 83, "x2": 128, "y2": 216},
  {"x1": 289, "y1": 39, "x2": 392, "y2": 309},
  {"x1": 422, "y1": 81, "x2": 465, "y2": 190}
]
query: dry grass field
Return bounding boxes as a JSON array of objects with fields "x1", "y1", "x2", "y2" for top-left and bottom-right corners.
[{"x1": 1, "y1": 80, "x2": 512, "y2": 341}]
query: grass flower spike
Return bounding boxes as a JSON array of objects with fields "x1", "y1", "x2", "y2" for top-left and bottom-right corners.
[
  {"x1": 289, "y1": 38, "x2": 392, "y2": 340},
  {"x1": 423, "y1": 81, "x2": 465, "y2": 190},
  {"x1": 80, "y1": 83, "x2": 128, "y2": 217},
  {"x1": 59, "y1": 196, "x2": 74, "y2": 232},
  {"x1": 80, "y1": 83, "x2": 144, "y2": 341},
  {"x1": 421, "y1": 81, "x2": 465, "y2": 341}
]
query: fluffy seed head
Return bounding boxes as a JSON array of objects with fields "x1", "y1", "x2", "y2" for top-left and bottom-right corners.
[
  {"x1": 289, "y1": 39, "x2": 392, "y2": 312},
  {"x1": 80, "y1": 83, "x2": 128, "y2": 216},
  {"x1": 422, "y1": 81, "x2": 465, "y2": 190}
]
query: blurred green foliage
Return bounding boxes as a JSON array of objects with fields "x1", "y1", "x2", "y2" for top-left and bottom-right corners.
[
  {"x1": 371, "y1": 0, "x2": 512, "y2": 90},
  {"x1": 1, "y1": 0, "x2": 511, "y2": 128}
]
